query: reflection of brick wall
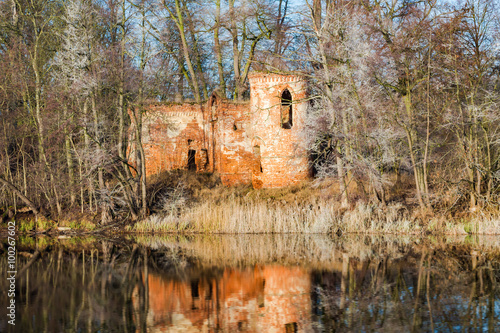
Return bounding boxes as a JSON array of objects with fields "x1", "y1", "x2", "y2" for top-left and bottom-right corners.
[
  {"x1": 133, "y1": 265, "x2": 311, "y2": 332},
  {"x1": 255, "y1": 266, "x2": 311, "y2": 332},
  {"x1": 137, "y1": 73, "x2": 310, "y2": 188}
]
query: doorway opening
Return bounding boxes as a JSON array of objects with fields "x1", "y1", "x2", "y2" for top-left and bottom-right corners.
[{"x1": 187, "y1": 149, "x2": 196, "y2": 171}]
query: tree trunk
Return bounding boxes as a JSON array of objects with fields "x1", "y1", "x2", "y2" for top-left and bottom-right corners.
[
  {"x1": 337, "y1": 150, "x2": 349, "y2": 208},
  {"x1": 229, "y1": 0, "x2": 241, "y2": 101},
  {"x1": 313, "y1": 0, "x2": 321, "y2": 31},
  {"x1": 92, "y1": 94, "x2": 111, "y2": 224},
  {"x1": 184, "y1": 3, "x2": 208, "y2": 100},
  {"x1": 170, "y1": 0, "x2": 202, "y2": 103},
  {"x1": 64, "y1": 104, "x2": 76, "y2": 206},
  {"x1": 214, "y1": 0, "x2": 226, "y2": 96},
  {"x1": 32, "y1": 35, "x2": 62, "y2": 216},
  {"x1": 82, "y1": 98, "x2": 95, "y2": 212},
  {"x1": 0, "y1": 176, "x2": 41, "y2": 216}
]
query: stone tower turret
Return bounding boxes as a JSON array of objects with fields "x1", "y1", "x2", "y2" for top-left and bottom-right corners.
[{"x1": 248, "y1": 73, "x2": 309, "y2": 188}]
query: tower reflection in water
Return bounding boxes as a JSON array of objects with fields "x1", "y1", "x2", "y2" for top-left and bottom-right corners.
[{"x1": 133, "y1": 265, "x2": 311, "y2": 332}]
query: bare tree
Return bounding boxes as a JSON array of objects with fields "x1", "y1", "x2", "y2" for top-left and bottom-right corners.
[{"x1": 441, "y1": 0, "x2": 500, "y2": 210}]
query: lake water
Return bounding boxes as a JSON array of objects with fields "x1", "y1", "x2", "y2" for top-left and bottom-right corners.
[{"x1": 1, "y1": 234, "x2": 499, "y2": 332}]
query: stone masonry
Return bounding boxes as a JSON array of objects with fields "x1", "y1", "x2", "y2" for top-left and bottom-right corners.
[{"x1": 137, "y1": 72, "x2": 309, "y2": 188}]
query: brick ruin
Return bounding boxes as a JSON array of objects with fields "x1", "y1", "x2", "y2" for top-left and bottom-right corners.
[
  {"x1": 133, "y1": 265, "x2": 311, "y2": 331},
  {"x1": 137, "y1": 72, "x2": 309, "y2": 188}
]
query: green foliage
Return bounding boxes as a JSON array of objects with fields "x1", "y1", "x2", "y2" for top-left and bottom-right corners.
[
  {"x1": 16, "y1": 217, "x2": 55, "y2": 232},
  {"x1": 68, "y1": 220, "x2": 96, "y2": 231},
  {"x1": 18, "y1": 220, "x2": 35, "y2": 232},
  {"x1": 463, "y1": 220, "x2": 479, "y2": 235}
]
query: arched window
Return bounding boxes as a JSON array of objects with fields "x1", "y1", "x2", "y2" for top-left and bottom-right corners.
[{"x1": 281, "y1": 89, "x2": 293, "y2": 129}]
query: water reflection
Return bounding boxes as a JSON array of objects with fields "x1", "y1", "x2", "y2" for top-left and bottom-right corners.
[
  {"x1": 0, "y1": 235, "x2": 499, "y2": 332},
  {"x1": 135, "y1": 266, "x2": 311, "y2": 332}
]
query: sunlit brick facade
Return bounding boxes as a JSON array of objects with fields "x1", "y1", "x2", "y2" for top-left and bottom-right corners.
[
  {"x1": 138, "y1": 72, "x2": 309, "y2": 188},
  {"x1": 132, "y1": 265, "x2": 312, "y2": 332}
]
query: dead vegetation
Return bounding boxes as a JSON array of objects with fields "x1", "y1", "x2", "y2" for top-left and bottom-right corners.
[{"x1": 129, "y1": 170, "x2": 500, "y2": 235}]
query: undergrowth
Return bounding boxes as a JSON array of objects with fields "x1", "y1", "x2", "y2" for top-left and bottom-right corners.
[{"x1": 130, "y1": 170, "x2": 500, "y2": 235}]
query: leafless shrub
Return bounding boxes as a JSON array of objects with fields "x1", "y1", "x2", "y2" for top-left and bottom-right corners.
[{"x1": 158, "y1": 182, "x2": 188, "y2": 215}]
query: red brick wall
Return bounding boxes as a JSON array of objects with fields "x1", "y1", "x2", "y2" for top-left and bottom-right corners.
[
  {"x1": 248, "y1": 73, "x2": 310, "y2": 188},
  {"x1": 138, "y1": 73, "x2": 310, "y2": 188},
  {"x1": 214, "y1": 99, "x2": 254, "y2": 186},
  {"x1": 141, "y1": 103, "x2": 205, "y2": 176},
  {"x1": 133, "y1": 265, "x2": 311, "y2": 332}
]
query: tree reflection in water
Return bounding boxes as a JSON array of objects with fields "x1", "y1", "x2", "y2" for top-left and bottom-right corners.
[{"x1": 0, "y1": 235, "x2": 499, "y2": 332}]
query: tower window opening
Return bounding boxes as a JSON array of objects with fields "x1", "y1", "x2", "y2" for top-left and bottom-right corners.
[
  {"x1": 281, "y1": 89, "x2": 293, "y2": 129},
  {"x1": 233, "y1": 121, "x2": 243, "y2": 131}
]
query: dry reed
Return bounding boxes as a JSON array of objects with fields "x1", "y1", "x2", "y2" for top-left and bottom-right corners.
[
  {"x1": 130, "y1": 233, "x2": 500, "y2": 268},
  {"x1": 132, "y1": 174, "x2": 500, "y2": 235},
  {"x1": 131, "y1": 198, "x2": 424, "y2": 234}
]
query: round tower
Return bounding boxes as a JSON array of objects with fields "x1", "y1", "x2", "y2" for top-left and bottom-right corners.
[{"x1": 248, "y1": 72, "x2": 309, "y2": 188}]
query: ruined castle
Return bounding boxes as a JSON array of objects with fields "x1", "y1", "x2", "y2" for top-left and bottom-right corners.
[{"x1": 140, "y1": 72, "x2": 309, "y2": 188}]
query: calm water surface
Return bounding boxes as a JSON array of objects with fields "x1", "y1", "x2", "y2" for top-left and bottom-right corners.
[{"x1": 0, "y1": 234, "x2": 499, "y2": 332}]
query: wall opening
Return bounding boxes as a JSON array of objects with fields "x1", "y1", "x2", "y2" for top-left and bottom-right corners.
[
  {"x1": 281, "y1": 89, "x2": 293, "y2": 129},
  {"x1": 205, "y1": 283, "x2": 212, "y2": 300},
  {"x1": 285, "y1": 322, "x2": 298, "y2": 333},
  {"x1": 258, "y1": 278, "x2": 266, "y2": 307},
  {"x1": 187, "y1": 149, "x2": 196, "y2": 171},
  {"x1": 210, "y1": 95, "x2": 218, "y2": 121},
  {"x1": 200, "y1": 149, "x2": 208, "y2": 170},
  {"x1": 191, "y1": 279, "x2": 199, "y2": 310},
  {"x1": 238, "y1": 321, "x2": 249, "y2": 331},
  {"x1": 233, "y1": 121, "x2": 243, "y2": 131},
  {"x1": 191, "y1": 280, "x2": 199, "y2": 298},
  {"x1": 253, "y1": 145, "x2": 263, "y2": 173}
]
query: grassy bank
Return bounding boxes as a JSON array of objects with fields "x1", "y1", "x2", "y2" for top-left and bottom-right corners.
[
  {"x1": 5, "y1": 170, "x2": 499, "y2": 235},
  {"x1": 131, "y1": 199, "x2": 500, "y2": 235},
  {"x1": 129, "y1": 171, "x2": 500, "y2": 235}
]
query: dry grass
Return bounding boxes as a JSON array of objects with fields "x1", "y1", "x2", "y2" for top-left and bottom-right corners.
[
  {"x1": 132, "y1": 198, "x2": 421, "y2": 234},
  {"x1": 130, "y1": 233, "x2": 421, "y2": 268},
  {"x1": 130, "y1": 233, "x2": 500, "y2": 269},
  {"x1": 131, "y1": 171, "x2": 500, "y2": 235}
]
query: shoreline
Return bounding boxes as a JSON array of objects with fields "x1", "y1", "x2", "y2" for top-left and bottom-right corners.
[
  {"x1": 1, "y1": 218, "x2": 499, "y2": 236},
  {"x1": 2, "y1": 173, "x2": 499, "y2": 236}
]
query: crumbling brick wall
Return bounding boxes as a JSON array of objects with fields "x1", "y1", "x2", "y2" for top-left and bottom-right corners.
[
  {"x1": 138, "y1": 73, "x2": 310, "y2": 188},
  {"x1": 209, "y1": 96, "x2": 254, "y2": 186},
  {"x1": 141, "y1": 103, "x2": 205, "y2": 176},
  {"x1": 134, "y1": 266, "x2": 311, "y2": 332},
  {"x1": 248, "y1": 73, "x2": 310, "y2": 188}
]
